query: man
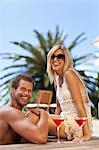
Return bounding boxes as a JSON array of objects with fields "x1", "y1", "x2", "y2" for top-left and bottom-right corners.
[{"x1": 0, "y1": 74, "x2": 49, "y2": 144}]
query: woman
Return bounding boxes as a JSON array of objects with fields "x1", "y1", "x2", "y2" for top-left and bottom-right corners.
[{"x1": 47, "y1": 44, "x2": 92, "y2": 141}]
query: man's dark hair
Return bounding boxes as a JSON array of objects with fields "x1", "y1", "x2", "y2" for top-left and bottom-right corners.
[{"x1": 12, "y1": 73, "x2": 34, "y2": 90}]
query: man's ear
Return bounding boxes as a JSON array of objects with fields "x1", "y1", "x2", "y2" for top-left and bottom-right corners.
[{"x1": 12, "y1": 88, "x2": 15, "y2": 92}]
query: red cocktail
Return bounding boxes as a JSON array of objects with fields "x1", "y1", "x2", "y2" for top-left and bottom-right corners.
[
  {"x1": 75, "y1": 117, "x2": 87, "y2": 127},
  {"x1": 75, "y1": 117, "x2": 87, "y2": 143},
  {"x1": 53, "y1": 116, "x2": 65, "y2": 143},
  {"x1": 53, "y1": 118, "x2": 64, "y2": 126}
]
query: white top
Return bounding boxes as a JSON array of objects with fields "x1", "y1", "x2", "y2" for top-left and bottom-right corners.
[
  {"x1": 55, "y1": 74, "x2": 78, "y2": 118},
  {"x1": 55, "y1": 70, "x2": 93, "y2": 135}
]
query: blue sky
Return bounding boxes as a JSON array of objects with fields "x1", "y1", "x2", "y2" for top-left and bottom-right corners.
[{"x1": 0, "y1": 0, "x2": 99, "y2": 73}]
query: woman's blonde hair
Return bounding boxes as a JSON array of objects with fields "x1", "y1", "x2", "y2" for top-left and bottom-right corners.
[{"x1": 47, "y1": 44, "x2": 73, "y2": 84}]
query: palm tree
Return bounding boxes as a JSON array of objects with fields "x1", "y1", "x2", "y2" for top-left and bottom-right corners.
[
  {"x1": 89, "y1": 73, "x2": 99, "y2": 118},
  {"x1": 0, "y1": 26, "x2": 99, "y2": 107}
]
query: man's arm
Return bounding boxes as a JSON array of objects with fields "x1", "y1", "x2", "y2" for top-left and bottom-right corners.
[{"x1": 1, "y1": 107, "x2": 48, "y2": 144}]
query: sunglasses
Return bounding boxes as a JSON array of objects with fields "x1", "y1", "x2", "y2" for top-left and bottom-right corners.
[{"x1": 51, "y1": 54, "x2": 65, "y2": 60}]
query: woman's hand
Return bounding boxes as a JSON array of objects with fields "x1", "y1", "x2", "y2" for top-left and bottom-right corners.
[
  {"x1": 73, "y1": 135, "x2": 90, "y2": 143},
  {"x1": 72, "y1": 137, "x2": 81, "y2": 142},
  {"x1": 82, "y1": 135, "x2": 91, "y2": 141}
]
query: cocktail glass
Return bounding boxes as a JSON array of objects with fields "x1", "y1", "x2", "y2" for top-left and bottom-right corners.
[
  {"x1": 75, "y1": 117, "x2": 87, "y2": 142},
  {"x1": 53, "y1": 116, "x2": 65, "y2": 143}
]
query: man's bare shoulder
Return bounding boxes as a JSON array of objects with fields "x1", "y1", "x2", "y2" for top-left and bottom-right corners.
[
  {"x1": 0, "y1": 101, "x2": 12, "y2": 113},
  {"x1": 0, "y1": 105, "x2": 24, "y2": 122},
  {"x1": 0, "y1": 105, "x2": 12, "y2": 132},
  {"x1": 0, "y1": 105, "x2": 9, "y2": 117},
  {"x1": 0, "y1": 104, "x2": 14, "y2": 114}
]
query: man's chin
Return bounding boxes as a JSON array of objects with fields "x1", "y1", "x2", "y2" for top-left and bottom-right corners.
[{"x1": 21, "y1": 101, "x2": 29, "y2": 106}]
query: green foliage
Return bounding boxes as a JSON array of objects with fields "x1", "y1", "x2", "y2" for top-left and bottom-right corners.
[{"x1": 89, "y1": 73, "x2": 99, "y2": 118}]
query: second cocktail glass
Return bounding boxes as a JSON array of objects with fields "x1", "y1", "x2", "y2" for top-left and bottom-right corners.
[
  {"x1": 75, "y1": 117, "x2": 87, "y2": 142},
  {"x1": 53, "y1": 116, "x2": 65, "y2": 143}
]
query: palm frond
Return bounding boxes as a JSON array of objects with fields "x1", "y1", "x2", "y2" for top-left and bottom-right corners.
[
  {"x1": 11, "y1": 41, "x2": 46, "y2": 61},
  {"x1": 68, "y1": 32, "x2": 87, "y2": 50},
  {"x1": 0, "y1": 71, "x2": 22, "y2": 80},
  {"x1": 2, "y1": 64, "x2": 28, "y2": 71},
  {"x1": 34, "y1": 30, "x2": 47, "y2": 52}
]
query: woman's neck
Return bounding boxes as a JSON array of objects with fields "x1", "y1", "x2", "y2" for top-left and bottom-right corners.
[
  {"x1": 55, "y1": 70, "x2": 63, "y2": 77},
  {"x1": 55, "y1": 72, "x2": 63, "y2": 87}
]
